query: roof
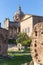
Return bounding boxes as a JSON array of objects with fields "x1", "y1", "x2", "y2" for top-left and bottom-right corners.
[
  {"x1": 0, "y1": 27, "x2": 8, "y2": 31},
  {"x1": 14, "y1": 6, "x2": 24, "y2": 17},
  {"x1": 21, "y1": 14, "x2": 43, "y2": 22},
  {"x1": 24, "y1": 14, "x2": 43, "y2": 17},
  {"x1": 9, "y1": 21, "x2": 20, "y2": 28}
]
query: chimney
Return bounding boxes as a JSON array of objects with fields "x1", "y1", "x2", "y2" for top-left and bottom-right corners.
[{"x1": 0, "y1": 23, "x2": 1, "y2": 28}]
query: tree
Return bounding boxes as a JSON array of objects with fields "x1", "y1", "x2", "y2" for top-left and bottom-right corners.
[
  {"x1": 16, "y1": 33, "x2": 32, "y2": 46},
  {"x1": 8, "y1": 39, "x2": 16, "y2": 44}
]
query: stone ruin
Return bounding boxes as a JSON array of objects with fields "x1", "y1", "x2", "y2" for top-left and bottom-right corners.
[
  {"x1": 30, "y1": 22, "x2": 43, "y2": 64},
  {"x1": 0, "y1": 28, "x2": 8, "y2": 56}
]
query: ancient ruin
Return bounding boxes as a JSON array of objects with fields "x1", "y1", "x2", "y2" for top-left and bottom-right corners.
[
  {"x1": 30, "y1": 22, "x2": 43, "y2": 64},
  {"x1": 0, "y1": 28, "x2": 8, "y2": 56}
]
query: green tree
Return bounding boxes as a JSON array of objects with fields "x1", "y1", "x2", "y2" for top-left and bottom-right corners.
[
  {"x1": 8, "y1": 39, "x2": 16, "y2": 44},
  {"x1": 16, "y1": 33, "x2": 32, "y2": 46}
]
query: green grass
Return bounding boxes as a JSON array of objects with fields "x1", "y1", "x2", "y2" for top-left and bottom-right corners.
[
  {"x1": 0, "y1": 55, "x2": 32, "y2": 65},
  {"x1": 24, "y1": 47, "x2": 30, "y2": 52},
  {"x1": 0, "y1": 48, "x2": 32, "y2": 65}
]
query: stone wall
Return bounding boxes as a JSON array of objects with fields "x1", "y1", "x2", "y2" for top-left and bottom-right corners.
[
  {"x1": 0, "y1": 28, "x2": 8, "y2": 56},
  {"x1": 30, "y1": 22, "x2": 43, "y2": 64}
]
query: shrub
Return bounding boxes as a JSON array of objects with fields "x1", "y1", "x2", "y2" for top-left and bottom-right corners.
[
  {"x1": 16, "y1": 33, "x2": 32, "y2": 46},
  {"x1": 8, "y1": 39, "x2": 16, "y2": 44}
]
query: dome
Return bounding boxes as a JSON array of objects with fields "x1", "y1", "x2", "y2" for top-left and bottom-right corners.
[
  {"x1": 13, "y1": 6, "x2": 24, "y2": 22},
  {"x1": 15, "y1": 6, "x2": 24, "y2": 16}
]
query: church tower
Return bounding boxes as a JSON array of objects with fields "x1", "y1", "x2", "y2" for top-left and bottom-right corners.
[
  {"x1": 13, "y1": 6, "x2": 24, "y2": 22},
  {"x1": 4, "y1": 18, "x2": 10, "y2": 30}
]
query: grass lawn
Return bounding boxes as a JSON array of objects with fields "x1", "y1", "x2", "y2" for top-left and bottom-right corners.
[
  {"x1": 0, "y1": 54, "x2": 32, "y2": 65},
  {"x1": 0, "y1": 48, "x2": 32, "y2": 65}
]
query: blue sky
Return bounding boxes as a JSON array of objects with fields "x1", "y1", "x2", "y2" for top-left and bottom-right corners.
[{"x1": 0, "y1": 0, "x2": 43, "y2": 27}]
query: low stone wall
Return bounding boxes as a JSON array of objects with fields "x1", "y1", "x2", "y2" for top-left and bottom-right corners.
[{"x1": 8, "y1": 44, "x2": 18, "y2": 51}]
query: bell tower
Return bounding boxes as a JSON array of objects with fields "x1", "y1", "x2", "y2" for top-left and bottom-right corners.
[{"x1": 4, "y1": 18, "x2": 10, "y2": 30}]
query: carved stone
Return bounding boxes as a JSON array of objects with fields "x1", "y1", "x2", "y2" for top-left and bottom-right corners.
[
  {"x1": 0, "y1": 28, "x2": 8, "y2": 56},
  {"x1": 30, "y1": 22, "x2": 43, "y2": 64}
]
